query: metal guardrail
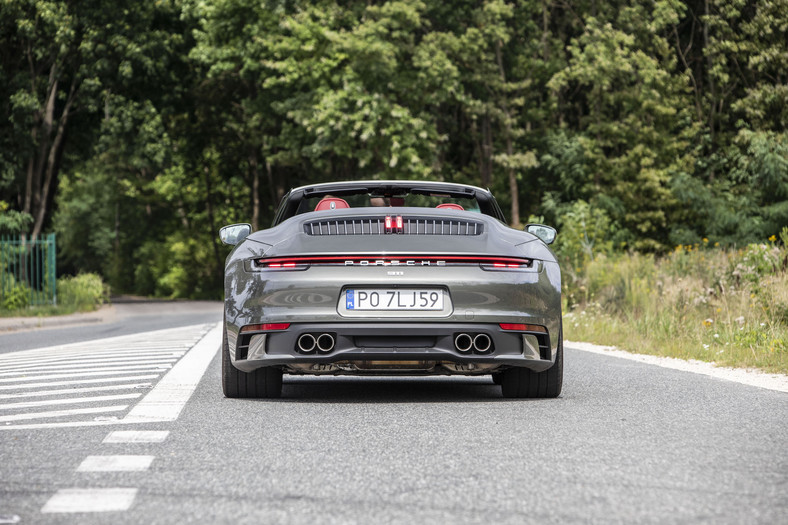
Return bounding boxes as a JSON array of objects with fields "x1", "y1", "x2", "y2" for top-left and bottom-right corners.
[{"x1": 0, "y1": 234, "x2": 57, "y2": 307}]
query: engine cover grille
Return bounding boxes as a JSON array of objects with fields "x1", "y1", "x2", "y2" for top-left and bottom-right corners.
[{"x1": 304, "y1": 216, "x2": 484, "y2": 236}]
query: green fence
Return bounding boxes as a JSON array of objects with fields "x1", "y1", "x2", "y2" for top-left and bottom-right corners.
[{"x1": 0, "y1": 234, "x2": 57, "y2": 308}]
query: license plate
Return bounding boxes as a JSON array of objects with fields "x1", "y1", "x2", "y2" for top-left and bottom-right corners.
[{"x1": 345, "y1": 289, "x2": 444, "y2": 311}]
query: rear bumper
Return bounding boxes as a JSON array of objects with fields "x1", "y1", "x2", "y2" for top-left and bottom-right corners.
[{"x1": 229, "y1": 322, "x2": 557, "y2": 374}]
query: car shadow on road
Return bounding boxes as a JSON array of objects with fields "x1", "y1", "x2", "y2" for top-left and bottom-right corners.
[{"x1": 266, "y1": 376, "x2": 540, "y2": 403}]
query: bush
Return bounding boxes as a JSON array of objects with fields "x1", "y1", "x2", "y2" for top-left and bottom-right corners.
[
  {"x1": 57, "y1": 273, "x2": 109, "y2": 311},
  {"x1": 1, "y1": 282, "x2": 30, "y2": 310}
]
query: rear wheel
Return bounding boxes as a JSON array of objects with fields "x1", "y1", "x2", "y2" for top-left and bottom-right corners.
[
  {"x1": 222, "y1": 328, "x2": 282, "y2": 398},
  {"x1": 501, "y1": 326, "x2": 563, "y2": 398}
]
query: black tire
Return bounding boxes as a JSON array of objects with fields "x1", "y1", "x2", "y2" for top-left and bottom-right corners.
[
  {"x1": 222, "y1": 328, "x2": 283, "y2": 398},
  {"x1": 491, "y1": 372, "x2": 503, "y2": 385},
  {"x1": 501, "y1": 326, "x2": 563, "y2": 398}
]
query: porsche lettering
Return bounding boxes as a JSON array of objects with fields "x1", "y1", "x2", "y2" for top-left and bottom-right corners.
[{"x1": 344, "y1": 260, "x2": 446, "y2": 266}]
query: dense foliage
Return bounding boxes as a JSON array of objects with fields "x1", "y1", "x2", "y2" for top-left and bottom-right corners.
[{"x1": 1, "y1": 0, "x2": 786, "y2": 298}]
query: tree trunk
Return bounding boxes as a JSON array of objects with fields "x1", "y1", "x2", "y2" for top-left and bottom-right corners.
[
  {"x1": 249, "y1": 150, "x2": 261, "y2": 231},
  {"x1": 31, "y1": 77, "x2": 77, "y2": 242}
]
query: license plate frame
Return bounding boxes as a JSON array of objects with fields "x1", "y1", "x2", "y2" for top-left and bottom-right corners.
[{"x1": 345, "y1": 288, "x2": 444, "y2": 311}]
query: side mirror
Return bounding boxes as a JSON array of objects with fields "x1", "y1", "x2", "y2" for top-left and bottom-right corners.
[
  {"x1": 525, "y1": 224, "x2": 557, "y2": 245},
  {"x1": 219, "y1": 223, "x2": 252, "y2": 246}
]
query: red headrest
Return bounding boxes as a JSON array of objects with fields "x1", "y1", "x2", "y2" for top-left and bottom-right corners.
[
  {"x1": 436, "y1": 203, "x2": 464, "y2": 210},
  {"x1": 315, "y1": 198, "x2": 350, "y2": 211}
]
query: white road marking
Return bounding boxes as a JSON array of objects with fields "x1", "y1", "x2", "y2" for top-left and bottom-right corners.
[
  {"x1": 103, "y1": 430, "x2": 170, "y2": 443},
  {"x1": 0, "y1": 374, "x2": 160, "y2": 390},
  {"x1": 124, "y1": 322, "x2": 221, "y2": 423},
  {"x1": 0, "y1": 366, "x2": 173, "y2": 382},
  {"x1": 76, "y1": 455, "x2": 155, "y2": 472},
  {"x1": 0, "y1": 355, "x2": 181, "y2": 372},
  {"x1": 0, "y1": 405, "x2": 128, "y2": 423},
  {"x1": 0, "y1": 393, "x2": 141, "y2": 410},
  {"x1": 567, "y1": 340, "x2": 788, "y2": 393},
  {"x1": 0, "y1": 323, "x2": 218, "y2": 429},
  {"x1": 0, "y1": 383, "x2": 152, "y2": 400},
  {"x1": 41, "y1": 488, "x2": 138, "y2": 513}
]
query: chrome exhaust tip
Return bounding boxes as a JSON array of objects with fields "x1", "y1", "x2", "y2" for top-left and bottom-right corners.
[
  {"x1": 297, "y1": 333, "x2": 316, "y2": 353},
  {"x1": 316, "y1": 333, "x2": 335, "y2": 353},
  {"x1": 454, "y1": 333, "x2": 473, "y2": 353},
  {"x1": 473, "y1": 333, "x2": 492, "y2": 353}
]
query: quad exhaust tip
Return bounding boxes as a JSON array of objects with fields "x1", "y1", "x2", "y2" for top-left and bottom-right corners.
[
  {"x1": 454, "y1": 333, "x2": 474, "y2": 353},
  {"x1": 316, "y1": 333, "x2": 335, "y2": 353},
  {"x1": 298, "y1": 333, "x2": 335, "y2": 353},
  {"x1": 454, "y1": 333, "x2": 492, "y2": 353},
  {"x1": 473, "y1": 333, "x2": 492, "y2": 353},
  {"x1": 297, "y1": 334, "x2": 316, "y2": 353}
]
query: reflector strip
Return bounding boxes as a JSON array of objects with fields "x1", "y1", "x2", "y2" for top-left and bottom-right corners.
[
  {"x1": 499, "y1": 323, "x2": 547, "y2": 333},
  {"x1": 240, "y1": 323, "x2": 291, "y2": 333}
]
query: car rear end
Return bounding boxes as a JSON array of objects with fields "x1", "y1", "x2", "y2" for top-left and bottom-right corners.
[{"x1": 224, "y1": 209, "x2": 562, "y2": 378}]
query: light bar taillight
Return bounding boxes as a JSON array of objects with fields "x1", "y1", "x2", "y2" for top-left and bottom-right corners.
[
  {"x1": 254, "y1": 255, "x2": 534, "y2": 269},
  {"x1": 256, "y1": 260, "x2": 309, "y2": 271},
  {"x1": 240, "y1": 323, "x2": 291, "y2": 333},
  {"x1": 499, "y1": 323, "x2": 547, "y2": 333}
]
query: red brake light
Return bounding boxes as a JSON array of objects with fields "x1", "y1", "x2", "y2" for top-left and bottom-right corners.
[
  {"x1": 395, "y1": 216, "x2": 403, "y2": 230},
  {"x1": 385, "y1": 216, "x2": 392, "y2": 229}
]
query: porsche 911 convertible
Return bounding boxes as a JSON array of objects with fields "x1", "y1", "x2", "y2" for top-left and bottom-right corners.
[{"x1": 219, "y1": 180, "x2": 562, "y2": 398}]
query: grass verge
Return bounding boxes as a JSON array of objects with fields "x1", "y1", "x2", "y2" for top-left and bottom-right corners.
[{"x1": 562, "y1": 241, "x2": 788, "y2": 374}]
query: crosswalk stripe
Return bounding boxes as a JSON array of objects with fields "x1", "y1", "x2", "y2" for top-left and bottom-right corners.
[
  {"x1": 0, "y1": 375, "x2": 160, "y2": 391},
  {"x1": 0, "y1": 323, "x2": 216, "y2": 428},
  {"x1": 0, "y1": 393, "x2": 142, "y2": 410},
  {"x1": 0, "y1": 351, "x2": 187, "y2": 367},
  {"x1": 0, "y1": 405, "x2": 128, "y2": 423},
  {"x1": 0, "y1": 367, "x2": 172, "y2": 382},
  {"x1": 0, "y1": 383, "x2": 152, "y2": 400},
  {"x1": 0, "y1": 356, "x2": 181, "y2": 375}
]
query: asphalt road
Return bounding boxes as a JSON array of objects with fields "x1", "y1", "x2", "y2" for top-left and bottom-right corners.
[
  {"x1": 0, "y1": 301, "x2": 223, "y2": 353},
  {"x1": 0, "y1": 309, "x2": 786, "y2": 524}
]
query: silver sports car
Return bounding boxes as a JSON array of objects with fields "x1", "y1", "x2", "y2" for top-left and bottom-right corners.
[{"x1": 219, "y1": 180, "x2": 562, "y2": 398}]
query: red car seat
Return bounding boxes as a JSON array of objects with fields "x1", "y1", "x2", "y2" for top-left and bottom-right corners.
[
  {"x1": 436, "y1": 203, "x2": 464, "y2": 210},
  {"x1": 315, "y1": 198, "x2": 350, "y2": 211}
]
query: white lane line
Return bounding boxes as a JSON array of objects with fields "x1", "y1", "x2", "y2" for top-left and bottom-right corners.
[
  {"x1": 76, "y1": 455, "x2": 155, "y2": 472},
  {"x1": 567, "y1": 340, "x2": 788, "y2": 393},
  {"x1": 41, "y1": 488, "x2": 137, "y2": 513},
  {"x1": 103, "y1": 430, "x2": 170, "y2": 444},
  {"x1": 0, "y1": 383, "x2": 152, "y2": 400},
  {"x1": 0, "y1": 375, "x2": 160, "y2": 391},
  {"x1": 124, "y1": 322, "x2": 221, "y2": 423},
  {"x1": 0, "y1": 405, "x2": 128, "y2": 423},
  {"x1": 0, "y1": 393, "x2": 141, "y2": 410},
  {"x1": 0, "y1": 367, "x2": 171, "y2": 383}
]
